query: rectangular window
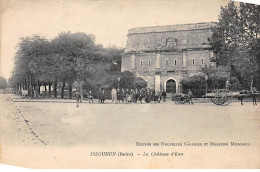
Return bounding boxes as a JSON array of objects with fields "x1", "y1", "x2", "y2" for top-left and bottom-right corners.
[
  {"x1": 192, "y1": 58, "x2": 195, "y2": 65},
  {"x1": 165, "y1": 59, "x2": 169, "y2": 66},
  {"x1": 140, "y1": 60, "x2": 143, "y2": 67},
  {"x1": 148, "y1": 60, "x2": 151, "y2": 67},
  {"x1": 201, "y1": 58, "x2": 204, "y2": 65},
  {"x1": 174, "y1": 59, "x2": 177, "y2": 66}
]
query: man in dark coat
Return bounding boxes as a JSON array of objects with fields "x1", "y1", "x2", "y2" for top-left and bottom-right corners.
[
  {"x1": 100, "y1": 90, "x2": 105, "y2": 103},
  {"x1": 162, "y1": 89, "x2": 167, "y2": 102}
]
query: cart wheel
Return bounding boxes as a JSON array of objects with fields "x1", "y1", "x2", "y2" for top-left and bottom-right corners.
[
  {"x1": 211, "y1": 89, "x2": 232, "y2": 105},
  {"x1": 222, "y1": 93, "x2": 232, "y2": 106}
]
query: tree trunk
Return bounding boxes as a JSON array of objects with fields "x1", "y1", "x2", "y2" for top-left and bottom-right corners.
[
  {"x1": 36, "y1": 81, "x2": 39, "y2": 98},
  {"x1": 38, "y1": 84, "x2": 41, "y2": 96},
  {"x1": 48, "y1": 82, "x2": 52, "y2": 97},
  {"x1": 16, "y1": 83, "x2": 19, "y2": 94},
  {"x1": 20, "y1": 82, "x2": 22, "y2": 95},
  {"x1": 69, "y1": 82, "x2": 72, "y2": 99},
  {"x1": 25, "y1": 73, "x2": 29, "y2": 90},
  {"x1": 61, "y1": 82, "x2": 65, "y2": 99},
  {"x1": 24, "y1": 79, "x2": 27, "y2": 90},
  {"x1": 44, "y1": 84, "x2": 47, "y2": 96},
  {"x1": 30, "y1": 74, "x2": 34, "y2": 98},
  {"x1": 16, "y1": 84, "x2": 18, "y2": 94},
  {"x1": 80, "y1": 81, "x2": 84, "y2": 102},
  {"x1": 54, "y1": 80, "x2": 57, "y2": 98},
  {"x1": 23, "y1": 80, "x2": 25, "y2": 90},
  {"x1": 250, "y1": 77, "x2": 254, "y2": 91}
]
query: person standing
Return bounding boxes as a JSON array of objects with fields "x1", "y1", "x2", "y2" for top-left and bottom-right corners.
[
  {"x1": 100, "y1": 90, "x2": 105, "y2": 103},
  {"x1": 156, "y1": 91, "x2": 161, "y2": 103},
  {"x1": 88, "y1": 90, "x2": 93, "y2": 103},
  {"x1": 134, "y1": 89, "x2": 139, "y2": 103},
  {"x1": 225, "y1": 78, "x2": 231, "y2": 90},
  {"x1": 111, "y1": 87, "x2": 117, "y2": 103},
  {"x1": 73, "y1": 89, "x2": 81, "y2": 108},
  {"x1": 117, "y1": 88, "x2": 121, "y2": 103},
  {"x1": 130, "y1": 89, "x2": 134, "y2": 103},
  {"x1": 121, "y1": 88, "x2": 125, "y2": 103},
  {"x1": 138, "y1": 89, "x2": 143, "y2": 103},
  {"x1": 252, "y1": 87, "x2": 258, "y2": 105},
  {"x1": 162, "y1": 89, "x2": 167, "y2": 102},
  {"x1": 187, "y1": 89, "x2": 193, "y2": 104}
]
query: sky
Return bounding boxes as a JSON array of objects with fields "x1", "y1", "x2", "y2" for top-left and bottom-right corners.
[{"x1": 0, "y1": 0, "x2": 232, "y2": 79}]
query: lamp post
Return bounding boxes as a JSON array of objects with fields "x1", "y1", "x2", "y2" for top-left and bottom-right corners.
[
  {"x1": 117, "y1": 77, "x2": 120, "y2": 90},
  {"x1": 205, "y1": 75, "x2": 208, "y2": 99}
]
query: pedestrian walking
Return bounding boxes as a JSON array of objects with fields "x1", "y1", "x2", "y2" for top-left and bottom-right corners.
[
  {"x1": 162, "y1": 89, "x2": 166, "y2": 102},
  {"x1": 73, "y1": 89, "x2": 81, "y2": 108}
]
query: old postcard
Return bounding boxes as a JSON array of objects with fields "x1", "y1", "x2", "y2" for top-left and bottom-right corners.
[{"x1": 0, "y1": 0, "x2": 260, "y2": 169}]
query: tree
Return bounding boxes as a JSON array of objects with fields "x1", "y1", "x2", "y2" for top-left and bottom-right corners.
[
  {"x1": 12, "y1": 35, "x2": 51, "y2": 97},
  {"x1": 210, "y1": 1, "x2": 260, "y2": 89},
  {"x1": 0, "y1": 77, "x2": 7, "y2": 89},
  {"x1": 201, "y1": 65, "x2": 241, "y2": 90},
  {"x1": 239, "y1": 3, "x2": 260, "y2": 89},
  {"x1": 11, "y1": 31, "x2": 124, "y2": 99},
  {"x1": 52, "y1": 32, "x2": 103, "y2": 99},
  {"x1": 102, "y1": 46, "x2": 124, "y2": 72},
  {"x1": 210, "y1": 1, "x2": 240, "y2": 67}
]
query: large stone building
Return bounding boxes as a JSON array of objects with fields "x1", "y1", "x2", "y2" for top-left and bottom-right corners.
[{"x1": 121, "y1": 22, "x2": 218, "y2": 93}]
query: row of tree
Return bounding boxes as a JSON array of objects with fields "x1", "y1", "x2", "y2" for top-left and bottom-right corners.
[
  {"x1": 210, "y1": 1, "x2": 260, "y2": 90},
  {"x1": 9, "y1": 32, "x2": 126, "y2": 98}
]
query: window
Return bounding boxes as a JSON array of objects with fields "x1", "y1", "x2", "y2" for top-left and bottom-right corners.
[
  {"x1": 140, "y1": 60, "x2": 143, "y2": 67},
  {"x1": 174, "y1": 59, "x2": 177, "y2": 66},
  {"x1": 148, "y1": 60, "x2": 151, "y2": 67},
  {"x1": 165, "y1": 59, "x2": 169, "y2": 66},
  {"x1": 192, "y1": 58, "x2": 195, "y2": 65},
  {"x1": 201, "y1": 58, "x2": 204, "y2": 65}
]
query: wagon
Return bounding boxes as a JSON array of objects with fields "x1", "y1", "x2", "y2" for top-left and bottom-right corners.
[
  {"x1": 172, "y1": 93, "x2": 191, "y2": 104},
  {"x1": 205, "y1": 89, "x2": 259, "y2": 106}
]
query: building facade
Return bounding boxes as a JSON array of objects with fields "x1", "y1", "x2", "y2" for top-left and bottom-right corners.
[{"x1": 121, "y1": 22, "x2": 218, "y2": 93}]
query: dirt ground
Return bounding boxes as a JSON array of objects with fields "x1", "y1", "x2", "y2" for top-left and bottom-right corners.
[{"x1": 0, "y1": 94, "x2": 260, "y2": 168}]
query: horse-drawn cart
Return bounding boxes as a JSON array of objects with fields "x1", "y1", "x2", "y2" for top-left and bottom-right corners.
[{"x1": 205, "y1": 89, "x2": 259, "y2": 106}]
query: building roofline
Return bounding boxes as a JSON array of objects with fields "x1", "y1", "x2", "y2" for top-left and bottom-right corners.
[{"x1": 128, "y1": 22, "x2": 218, "y2": 35}]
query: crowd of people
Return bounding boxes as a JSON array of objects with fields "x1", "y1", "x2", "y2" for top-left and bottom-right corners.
[
  {"x1": 73, "y1": 87, "x2": 194, "y2": 106},
  {"x1": 72, "y1": 78, "x2": 258, "y2": 108},
  {"x1": 100, "y1": 87, "x2": 168, "y2": 104}
]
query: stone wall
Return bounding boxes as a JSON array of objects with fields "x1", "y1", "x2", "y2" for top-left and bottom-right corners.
[
  {"x1": 121, "y1": 22, "x2": 223, "y2": 93},
  {"x1": 124, "y1": 22, "x2": 217, "y2": 52}
]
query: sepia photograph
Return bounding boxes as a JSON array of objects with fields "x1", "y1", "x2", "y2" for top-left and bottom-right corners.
[{"x1": 0, "y1": 0, "x2": 260, "y2": 169}]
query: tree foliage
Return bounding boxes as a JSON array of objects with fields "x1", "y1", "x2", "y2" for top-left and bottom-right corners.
[
  {"x1": 210, "y1": 1, "x2": 260, "y2": 89},
  {"x1": 10, "y1": 32, "x2": 124, "y2": 98}
]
